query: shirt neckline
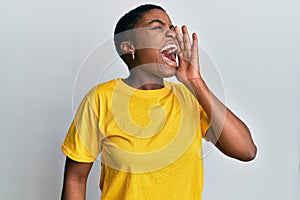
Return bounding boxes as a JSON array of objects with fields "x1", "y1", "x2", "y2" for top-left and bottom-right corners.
[{"x1": 116, "y1": 78, "x2": 172, "y2": 97}]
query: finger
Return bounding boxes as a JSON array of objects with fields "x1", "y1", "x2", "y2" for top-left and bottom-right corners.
[
  {"x1": 177, "y1": 53, "x2": 185, "y2": 67},
  {"x1": 174, "y1": 26, "x2": 184, "y2": 53},
  {"x1": 191, "y1": 33, "x2": 199, "y2": 60},
  {"x1": 182, "y1": 25, "x2": 192, "y2": 51}
]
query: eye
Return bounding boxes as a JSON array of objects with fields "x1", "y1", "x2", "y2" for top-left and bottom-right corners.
[{"x1": 151, "y1": 26, "x2": 164, "y2": 30}]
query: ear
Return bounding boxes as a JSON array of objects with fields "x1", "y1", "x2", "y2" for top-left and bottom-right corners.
[{"x1": 120, "y1": 41, "x2": 135, "y2": 55}]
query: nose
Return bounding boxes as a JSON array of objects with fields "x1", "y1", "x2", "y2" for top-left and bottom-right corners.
[{"x1": 166, "y1": 29, "x2": 176, "y2": 39}]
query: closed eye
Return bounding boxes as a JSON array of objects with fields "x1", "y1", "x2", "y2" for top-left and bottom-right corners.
[{"x1": 151, "y1": 26, "x2": 164, "y2": 30}]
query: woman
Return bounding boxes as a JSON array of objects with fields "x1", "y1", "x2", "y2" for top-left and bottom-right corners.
[{"x1": 61, "y1": 4, "x2": 256, "y2": 200}]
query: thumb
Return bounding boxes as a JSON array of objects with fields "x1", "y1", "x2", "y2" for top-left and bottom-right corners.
[{"x1": 177, "y1": 51, "x2": 188, "y2": 69}]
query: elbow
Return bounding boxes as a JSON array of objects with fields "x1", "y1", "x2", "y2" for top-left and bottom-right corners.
[{"x1": 239, "y1": 144, "x2": 257, "y2": 162}]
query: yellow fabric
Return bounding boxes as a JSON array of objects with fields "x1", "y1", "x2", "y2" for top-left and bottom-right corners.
[{"x1": 62, "y1": 78, "x2": 210, "y2": 200}]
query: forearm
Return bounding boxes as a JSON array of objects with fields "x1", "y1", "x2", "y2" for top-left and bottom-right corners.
[
  {"x1": 185, "y1": 78, "x2": 257, "y2": 161},
  {"x1": 61, "y1": 157, "x2": 93, "y2": 200},
  {"x1": 61, "y1": 178, "x2": 87, "y2": 200},
  {"x1": 174, "y1": 25, "x2": 256, "y2": 160}
]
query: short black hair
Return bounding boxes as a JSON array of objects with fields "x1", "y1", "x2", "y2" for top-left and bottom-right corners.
[{"x1": 113, "y1": 4, "x2": 166, "y2": 60}]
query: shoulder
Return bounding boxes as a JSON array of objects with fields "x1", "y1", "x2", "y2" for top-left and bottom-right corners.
[
  {"x1": 164, "y1": 80, "x2": 191, "y2": 95},
  {"x1": 80, "y1": 79, "x2": 120, "y2": 109},
  {"x1": 165, "y1": 80, "x2": 202, "y2": 108},
  {"x1": 93, "y1": 78, "x2": 120, "y2": 93},
  {"x1": 85, "y1": 79, "x2": 120, "y2": 98}
]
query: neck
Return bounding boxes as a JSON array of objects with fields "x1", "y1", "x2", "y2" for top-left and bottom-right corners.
[{"x1": 123, "y1": 66, "x2": 164, "y2": 90}]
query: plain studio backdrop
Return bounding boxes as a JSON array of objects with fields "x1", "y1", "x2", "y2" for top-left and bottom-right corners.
[{"x1": 0, "y1": 0, "x2": 299, "y2": 199}]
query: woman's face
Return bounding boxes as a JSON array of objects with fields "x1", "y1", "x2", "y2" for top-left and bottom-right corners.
[{"x1": 131, "y1": 9, "x2": 178, "y2": 77}]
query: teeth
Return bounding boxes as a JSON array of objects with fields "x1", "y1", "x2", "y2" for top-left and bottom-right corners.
[{"x1": 160, "y1": 43, "x2": 177, "y2": 53}]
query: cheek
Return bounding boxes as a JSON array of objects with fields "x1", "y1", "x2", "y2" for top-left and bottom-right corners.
[
  {"x1": 135, "y1": 33, "x2": 163, "y2": 50},
  {"x1": 137, "y1": 49, "x2": 161, "y2": 62}
]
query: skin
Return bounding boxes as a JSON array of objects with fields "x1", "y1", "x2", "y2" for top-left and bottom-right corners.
[
  {"x1": 61, "y1": 157, "x2": 93, "y2": 200},
  {"x1": 121, "y1": 9, "x2": 178, "y2": 89},
  {"x1": 173, "y1": 24, "x2": 257, "y2": 160},
  {"x1": 61, "y1": 8, "x2": 257, "y2": 200}
]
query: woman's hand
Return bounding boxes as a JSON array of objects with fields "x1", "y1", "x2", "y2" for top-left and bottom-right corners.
[
  {"x1": 175, "y1": 25, "x2": 202, "y2": 82},
  {"x1": 175, "y1": 26, "x2": 257, "y2": 161}
]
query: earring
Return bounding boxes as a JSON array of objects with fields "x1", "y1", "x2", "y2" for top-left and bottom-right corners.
[{"x1": 132, "y1": 52, "x2": 135, "y2": 60}]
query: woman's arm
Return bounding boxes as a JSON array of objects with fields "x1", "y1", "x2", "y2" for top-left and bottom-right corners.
[
  {"x1": 175, "y1": 25, "x2": 257, "y2": 161},
  {"x1": 187, "y1": 78, "x2": 257, "y2": 161},
  {"x1": 61, "y1": 157, "x2": 93, "y2": 200}
]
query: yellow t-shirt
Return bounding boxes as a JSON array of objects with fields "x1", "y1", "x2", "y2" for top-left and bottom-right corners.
[{"x1": 62, "y1": 78, "x2": 210, "y2": 200}]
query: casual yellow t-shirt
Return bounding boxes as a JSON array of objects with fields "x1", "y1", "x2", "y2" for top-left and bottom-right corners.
[{"x1": 62, "y1": 78, "x2": 210, "y2": 200}]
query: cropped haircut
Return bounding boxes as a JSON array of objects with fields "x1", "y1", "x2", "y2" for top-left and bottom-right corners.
[{"x1": 113, "y1": 4, "x2": 166, "y2": 63}]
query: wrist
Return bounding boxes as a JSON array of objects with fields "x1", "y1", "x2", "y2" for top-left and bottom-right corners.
[
  {"x1": 183, "y1": 77, "x2": 205, "y2": 86},
  {"x1": 182, "y1": 77, "x2": 207, "y2": 95}
]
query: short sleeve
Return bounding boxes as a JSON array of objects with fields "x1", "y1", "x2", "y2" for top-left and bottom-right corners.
[
  {"x1": 198, "y1": 104, "x2": 211, "y2": 138},
  {"x1": 61, "y1": 88, "x2": 102, "y2": 163}
]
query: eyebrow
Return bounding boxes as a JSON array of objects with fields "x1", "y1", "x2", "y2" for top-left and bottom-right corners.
[
  {"x1": 147, "y1": 19, "x2": 174, "y2": 30},
  {"x1": 148, "y1": 19, "x2": 165, "y2": 25}
]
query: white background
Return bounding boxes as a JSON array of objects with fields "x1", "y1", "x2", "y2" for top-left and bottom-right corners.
[{"x1": 0, "y1": 0, "x2": 299, "y2": 199}]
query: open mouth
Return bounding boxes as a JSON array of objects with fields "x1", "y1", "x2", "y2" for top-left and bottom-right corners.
[{"x1": 160, "y1": 43, "x2": 177, "y2": 67}]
